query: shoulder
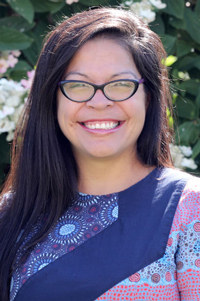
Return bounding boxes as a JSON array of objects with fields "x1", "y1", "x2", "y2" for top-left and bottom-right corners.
[
  {"x1": 159, "y1": 167, "x2": 192, "y2": 183},
  {"x1": 156, "y1": 167, "x2": 198, "y2": 197},
  {"x1": 180, "y1": 175, "x2": 200, "y2": 199},
  {"x1": 178, "y1": 175, "x2": 200, "y2": 222},
  {"x1": 171, "y1": 174, "x2": 200, "y2": 232}
]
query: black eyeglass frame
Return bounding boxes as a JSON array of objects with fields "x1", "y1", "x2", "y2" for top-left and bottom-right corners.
[{"x1": 58, "y1": 78, "x2": 145, "y2": 102}]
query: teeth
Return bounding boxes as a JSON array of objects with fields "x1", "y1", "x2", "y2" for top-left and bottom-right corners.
[{"x1": 84, "y1": 122, "x2": 119, "y2": 130}]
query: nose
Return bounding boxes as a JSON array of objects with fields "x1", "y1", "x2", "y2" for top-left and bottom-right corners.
[{"x1": 86, "y1": 89, "x2": 114, "y2": 110}]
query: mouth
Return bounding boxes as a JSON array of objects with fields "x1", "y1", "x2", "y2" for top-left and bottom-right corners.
[{"x1": 80, "y1": 121, "x2": 122, "y2": 130}]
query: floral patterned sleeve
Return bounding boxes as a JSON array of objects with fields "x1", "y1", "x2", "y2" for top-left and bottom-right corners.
[
  {"x1": 97, "y1": 176, "x2": 200, "y2": 301},
  {"x1": 174, "y1": 177, "x2": 200, "y2": 300}
]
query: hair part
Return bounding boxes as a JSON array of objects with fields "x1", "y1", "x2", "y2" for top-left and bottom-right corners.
[{"x1": 0, "y1": 7, "x2": 173, "y2": 300}]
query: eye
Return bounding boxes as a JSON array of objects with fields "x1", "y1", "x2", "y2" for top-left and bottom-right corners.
[
  {"x1": 68, "y1": 82, "x2": 89, "y2": 89},
  {"x1": 110, "y1": 81, "x2": 134, "y2": 88}
]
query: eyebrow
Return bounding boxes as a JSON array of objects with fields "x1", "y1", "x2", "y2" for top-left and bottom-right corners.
[
  {"x1": 65, "y1": 72, "x2": 89, "y2": 79},
  {"x1": 64, "y1": 71, "x2": 138, "y2": 80},
  {"x1": 111, "y1": 71, "x2": 138, "y2": 79}
]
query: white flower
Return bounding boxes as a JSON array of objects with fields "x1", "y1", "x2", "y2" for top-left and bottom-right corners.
[
  {"x1": 0, "y1": 118, "x2": 15, "y2": 133},
  {"x1": 181, "y1": 158, "x2": 198, "y2": 170},
  {"x1": 66, "y1": 0, "x2": 79, "y2": 4},
  {"x1": 21, "y1": 69, "x2": 35, "y2": 89},
  {"x1": 179, "y1": 145, "x2": 193, "y2": 157},
  {"x1": 6, "y1": 131, "x2": 14, "y2": 141},
  {"x1": 169, "y1": 144, "x2": 184, "y2": 169},
  {"x1": 0, "y1": 51, "x2": 20, "y2": 76},
  {"x1": 129, "y1": 1, "x2": 156, "y2": 23},
  {"x1": 0, "y1": 90, "x2": 7, "y2": 104},
  {"x1": 149, "y1": 0, "x2": 166, "y2": 9},
  {"x1": 169, "y1": 143, "x2": 197, "y2": 170},
  {"x1": 124, "y1": 0, "x2": 167, "y2": 23},
  {"x1": 7, "y1": 54, "x2": 18, "y2": 68},
  {"x1": 11, "y1": 50, "x2": 21, "y2": 57},
  {"x1": 0, "y1": 78, "x2": 27, "y2": 140},
  {"x1": 5, "y1": 95, "x2": 21, "y2": 107},
  {"x1": 140, "y1": 9, "x2": 155, "y2": 23},
  {"x1": 125, "y1": 0, "x2": 133, "y2": 5},
  {"x1": 0, "y1": 59, "x2": 9, "y2": 74},
  {"x1": 11, "y1": 104, "x2": 24, "y2": 123},
  {"x1": 0, "y1": 106, "x2": 15, "y2": 119}
]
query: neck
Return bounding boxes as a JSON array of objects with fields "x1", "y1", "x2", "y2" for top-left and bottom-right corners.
[{"x1": 75, "y1": 152, "x2": 154, "y2": 195}]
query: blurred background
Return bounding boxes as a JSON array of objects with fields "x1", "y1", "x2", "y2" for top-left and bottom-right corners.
[{"x1": 0, "y1": 0, "x2": 200, "y2": 189}]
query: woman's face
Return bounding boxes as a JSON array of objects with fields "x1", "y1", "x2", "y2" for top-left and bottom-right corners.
[{"x1": 57, "y1": 38, "x2": 147, "y2": 162}]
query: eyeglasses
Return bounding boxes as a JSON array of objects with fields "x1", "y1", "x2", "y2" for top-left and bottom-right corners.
[{"x1": 58, "y1": 78, "x2": 145, "y2": 102}]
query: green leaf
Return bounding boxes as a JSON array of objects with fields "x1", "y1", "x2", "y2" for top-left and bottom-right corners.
[
  {"x1": 184, "y1": 8, "x2": 200, "y2": 45},
  {"x1": 164, "y1": 55, "x2": 177, "y2": 66},
  {"x1": 162, "y1": 0, "x2": 185, "y2": 19},
  {"x1": 176, "y1": 95, "x2": 198, "y2": 120},
  {"x1": 10, "y1": 71, "x2": 27, "y2": 82},
  {"x1": 169, "y1": 16, "x2": 186, "y2": 30},
  {"x1": 176, "y1": 40, "x2": 193, "y2": 57},
  {"x1": 175, "y1": 56, "x2": 200, "y2": 71},
  {"x1": 196, "y1": 60, "x2": 200, "y2": 71},
  {"x1": 70, "y1": 2, "x2": 88, "y2": 13},
  {"x1": 22, "y1": 21, "x2": 48, "y2": 66},
  {"x1": 179, "y1": 80, "x2": 200, "y2": 96},
  {"x1": 9, "y1": 60, "x2": 32, "y2": 80},
  {"x1": 188, "y1": 68, "x2": 200, "y2": 80},
  {"x1": 23, "y1": 41, "x2": 39, "y2": 66},
  {"x1": 0, "y1": 134, "x2": 10, "y2": 165},
  {"x1": 192, "y1": 140, "x2": 200, "y2": 159},
  {"x1": 150, "y1": 13, "x2": 165, "y2": 35},
  {"x1": 11, "y1": 60, "x2": 32, "y2": 71},
  {"x1": 30, "y1": 0, "x2": 64, "y2": 13},
  {"x1": 0, "y1": 16, "x2": 35, "y2": 32},
  {"x1": 0, "y1": 26, "x2": 34, "y2": 51},
  {"x1": 195, "y1": 0, "x2": 200, "y2": 16},
  {"x1": 196, "y1": 89, "x2": 200, "y2": 108},
  {"x1": 176, "y1": 121, "x2": 200, "y2": 145},
  {"x1": 79, "y1": 0, "x2": 107, "y2": 5},
  {"x1": 22, "y1": 28, "x2": 44, "y2": 66},
  {"x1": 5, "y1": 60, "x2": 32, "y2": 81},
  {"x1": 161, "y1": 34, "x2": 176, "y2": 54},
  {"x1": 52, "y1": 4, "x2": 72, "y2": 22},
  {"x1": 6, "y1": 0, "x2": 34, "y2": 23},
  {"x1": 34, "y1": 20, "x2": 48, "y2": 50}
]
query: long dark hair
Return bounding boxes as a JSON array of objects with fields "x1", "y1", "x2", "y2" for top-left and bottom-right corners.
[{"x1": 0, "y1": 7, "x2": 173, "y2": 300}]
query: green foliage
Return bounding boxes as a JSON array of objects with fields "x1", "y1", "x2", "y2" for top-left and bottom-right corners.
[
  {"x1": 30, "y1": 0, "x2": 65, "y2": 13},
  {"x1": 162, "y1": 0, "x2": 185, "y2": 19},
  {"x1": 0, "y1": 0, "x2": 200, "y2": 186},
  {"x1": 0, "y1": 26, "x2": 34, "y2": 50},
  {"x1": 0, "y1": 134, "x2": 10, "y2": 187},
  {"x1": 157, "y1": 0, "x2": 200, "y2": 173},
  {"x1": 6, "y1": 0, "x2": 34, "y2": 23}
]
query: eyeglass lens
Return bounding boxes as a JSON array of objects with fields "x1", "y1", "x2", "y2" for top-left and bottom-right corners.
[{"x1": 61, "y1": 80, "x2": 137, "y2": 102}]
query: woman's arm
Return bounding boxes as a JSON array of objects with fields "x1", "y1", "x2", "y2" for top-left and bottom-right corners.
[{"x1": 176, "y1": 177, "x2": 200, "y2": 300}]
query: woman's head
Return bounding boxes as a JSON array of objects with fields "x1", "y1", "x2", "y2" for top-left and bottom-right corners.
[
  {"x1": 57, "y1": 37, "x2": 148, "y2": 162},
  {"x1": 27, "y1": 7, "x2": 172, "y2": 167}
]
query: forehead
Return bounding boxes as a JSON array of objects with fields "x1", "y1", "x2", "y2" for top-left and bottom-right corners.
[{"x1": 64, "y1": 38, "x2": 141, "y2": 80}]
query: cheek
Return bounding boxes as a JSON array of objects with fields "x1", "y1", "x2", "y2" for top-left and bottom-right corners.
[
  {"x1": 56, "y1": 97, "x2": 81, "y2": 142},
  {"x1": 57, "y1": 98, "x2": 71, "y2": 135},
  {"x1": 57, "y1": 100, "x2": 65, "y2": 127}
]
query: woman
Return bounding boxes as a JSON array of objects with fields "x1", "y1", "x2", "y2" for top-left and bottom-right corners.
[{"x1": 0, "y1": 7, "x2": 200, "y2": 301}]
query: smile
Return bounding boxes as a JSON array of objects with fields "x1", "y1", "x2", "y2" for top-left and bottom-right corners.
[{"x1": 81, "y1": 121, "x2": 121, "y2": 130}]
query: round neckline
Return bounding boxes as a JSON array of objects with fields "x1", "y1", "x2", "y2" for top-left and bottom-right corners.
[{"x1": 77, "y1": 167, "x2": 161, "y2": 198}]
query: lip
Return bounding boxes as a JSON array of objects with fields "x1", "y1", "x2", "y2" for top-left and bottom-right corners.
[{"x1": 78, "y1": 119, "x2": 124, "y2": 134}]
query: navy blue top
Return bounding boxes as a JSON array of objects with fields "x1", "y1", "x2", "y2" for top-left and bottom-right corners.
[{"x1": 13, "y1": 167, "x2": 191, "y2": 301}]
